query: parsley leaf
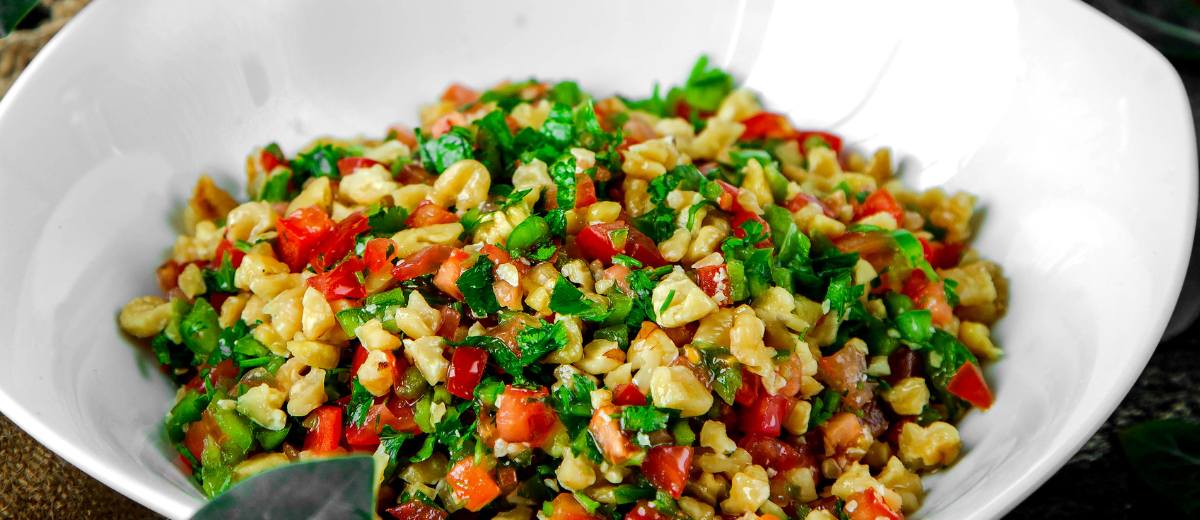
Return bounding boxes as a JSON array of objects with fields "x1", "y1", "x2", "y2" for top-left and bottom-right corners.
[
  {"x1": 612, "y1": 255, "x2": 642, "y2": 268},
  {"x1": 348, "y1": 380, "x2": 374, "y2": 428},
  {"x1": 647, "y1": 164, "x2": 707, "y2": 205},
  {"x1": 516, "y1": 319, "x2": 569, "y2": 362},
  {"x1": 474, "y1": 110, "x2": 515, "y2": 179},
  {"x1": 540, "y1": 103, "x2": 576, "y2": 147},
  {"x1": 808, "y1": 388, "x2": 842, "y2": 430},
  {"x1": 620, "y1": 406, "x2": 673, "y2": 432},
  {"x1": 944, "y1": 278, "x2": 960, "y2": 307},
  {"x1": 824, "y1": 271, "x2": 864, "y2": 318},
  {"x1": 379, "y1": 425, "x2": 414, "y2": 462},
  {"x1": 621, "y1": 84, "x2": 668, "y2": 117},
  {"x1": 201, "y1": 255, "x2": 238, "y2": 295},
  {"x1": 549, "y1": 155, "x2": 577, "y2": 209},
  {"x1": 677, "y1": 55, "x2": 734, "y2": 114},
  {"x1": 547, "y1": 81, "x2": 587, "y2": 106},
  {"x1": 552, "y1": 374, "x2": 597, "y2": 438},
  {"x1": 291, "y1": 143, "x2": 343, "y2": 181},
  {"x1": 549, "y1": 276, "x2": 608, "y2": 321},
  {"x1": 365, "y1": 202, "x2": 408, "y2": 234},
  {"x1": 456, "y1": 259, "x2": 501, "y2": 317},
  {"x1": 418, "y1": 126, "x2": 474, "y2": 175},
  {"x1": 632, "y1": 205, "x2": 677, "y2": 244}
]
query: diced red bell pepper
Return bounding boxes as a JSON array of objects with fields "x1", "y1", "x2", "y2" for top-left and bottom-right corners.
[
  {"x1": 642, "y1": 446, "x2": 693, "y2": 498},
  {"x1": 364, "y1": 238, "x2": 400, "y2": 274},
  {"x1": 611, "y1": 383, "x2": 647, "y2": 406},
  {"x1": 740, "y1": 394, "x2": 790, "y2": 437},
  {"x1": 406, "y1": 200, "x2": 460, "y2": 228},
  {"x1": 302, "y1": 405, "x2": 342, "y2": 454},
  {"x1": 739, "y1": 112, "x2": 795, "y2": 141},
  {"x1": 696, "y1": 264, "x2": 731, "y2": 303},
  {"x1": 919, "y1": 236, "x2": 964, "y2": 270},
  {"x1": 947, "y1": 361, "x2": 994, "y2": 410},
  {"x1": 845, "y1": 488, "x2": 903, "y2": 520},
  {"x1": 575, "y1": 174, "x2": 597, "y2": 208},
  {"x1": 853, "y1": 188, "x2": 904, "y2": 225},
  {"x1": 210, "y1": 239, "x2": 245, "y2": 269},
  {"x1": 433, "y1": 248, "x2": 470, "y2": 301},
  {"x1": 385, "y1": 500, "x2": 448, "y2": 520},
  {"x1": 311, "y1": 212, "x2": 370, "y2": 272},
  {"x1": 392, "y1": 245, "x2": 455, "y2": 281},
  {"x1": 731, "y1": 210, "x2": 773, "y2": 248},
  {"x1": 496, "y1": 386, "x2": 557, "y2": 445},
  {"x1": 345, "y1": 399, "x2": 404, "y2": 447},
  {"x1": 786, "y1": 192, "x2": 836, "y2": 218},
  {"x1": 446, "y1": 347, "x2": 489, "y2": 400},
  {"x1": 307, "y1": 255, "x2": 367, "y2": 300},
  {"x1": 276, "y1": 206, "x2": 335, "y2": 272},
  {"x1": 575, "y1": 222, "x2": 666, "y2": 268},
  {"x1": 446, "y1": 458, "x2": 501, "y2": 512},
  {"x1": 441, "y1": 83, "x2": 480, "y2": 108},
  {"x1": 336, "y1": 157, "x2": 384, "y2": 177},
  {"x1": 714, "y1": 180, "x2": 744, "y2": 213},
  {"x1": 902, "y1": 270, "x2": 953, "y2": 326},
  {"x1": 796, "y1": 131, "x2": 844, "y2": 155},
  {"x1": 735, "y1": 367, "x2": 762, "y2": 406}
]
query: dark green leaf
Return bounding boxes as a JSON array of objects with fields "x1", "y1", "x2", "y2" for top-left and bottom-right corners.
[
  {"x1": 681, "y1": 55, "x2": 734, "y2": 112},
  {"x1": 418, "y1": 126, "x2": 475, "y2": 175},
  {"x1": 540, "y1": 103, "x2": 576, "y2": 147},
  {"x1": 922, "y1": 329, "x2": 978, "y2": 420},
  {"x1": 0, "y1": 0, "x2": 39, "y2": 37},
  {"x1": 633, "y1": 205, "x2": 678, "y2": 244},
  {"x1": 549, "y1": 155, "x2": 577, "y2": 209},
  {"x1": 620, "y1": 406, "x2": 672, "y2": 432},
  {"x1": 180, "y1": 298, "x2": 221, "y2": 357},
  {"x1": 457, "y1": 258, "x2": 501, "y2": 317},
  {"x1": 517, "y1": 319, "x2": 569, "y2": 362},
  {"x1": 547, "y1": 81, "x2": 587, "y2": 106},
  {"x1": 365, "y1": 203, "x2": 408, "y2": 234},
  {"x1": 549, "y1": 275, "x2": 607, "y2": 321},
  {"x1": 191, "y1": 457, "x2": 376, "y2": 520},
  {"x1": 202, "y1": 256, "x2": 238, "y2": 295},
  {"x1": 474, "y1": 110, "x2": 515, "y2": 178},
  {"x1": 348, "y1": 380, "x2": 374, "y2": 428},
  {"x1": 292, "y1": 143, "x2": 343, "y2": 180}
]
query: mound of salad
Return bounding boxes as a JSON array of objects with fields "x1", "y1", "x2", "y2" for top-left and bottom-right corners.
[{"x1": 118, "y1": 57, "x2": 1008, "y2": 520}]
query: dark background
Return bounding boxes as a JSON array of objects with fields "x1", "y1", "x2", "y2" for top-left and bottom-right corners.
[{"x1": 1, "y1": 1, "x2": 1199, "y2": 518}]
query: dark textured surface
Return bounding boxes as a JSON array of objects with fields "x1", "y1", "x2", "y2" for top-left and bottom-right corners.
[{"x1": 2, "y1": 3, "x2": 1200, "y2": 520}]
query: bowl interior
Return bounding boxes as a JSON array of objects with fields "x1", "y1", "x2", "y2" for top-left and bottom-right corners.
[{"x1": 0, "y1": 1, "x2": 1192, "y2": 519}]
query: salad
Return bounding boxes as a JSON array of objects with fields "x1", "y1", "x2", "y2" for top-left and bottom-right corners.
[{"x1": 118, "y1": 57, "x2": 1008, "y2": 520}]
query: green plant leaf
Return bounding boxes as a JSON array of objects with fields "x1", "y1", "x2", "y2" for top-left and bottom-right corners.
[
  {"x1": 0, "y1": 0, "x2": 38, "y2": 37},
  {"x1": 191, "y1": 456, "x2": 376, "y2": 520},
  {"x1": 1119, "y1": 419, "x2": 1200, "y2": 516}
]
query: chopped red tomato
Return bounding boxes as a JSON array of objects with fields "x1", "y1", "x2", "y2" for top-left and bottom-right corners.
[
  {"x1": 276, "y1": 206, "x2": 335, "y2": 272},
  {"x1": 818, "y1": 345, "x2": 874, "y2": 409},
  {"x1": 902, "y1": 270, "x2": 953, "y2": 326},
  {"x1": 786, "y1": 193, "x2": 836, "y2": 218},
  {"x1": 947, "y1": 361, "x2": 994, "y2": 410},
  {"x1": 549, "y1": 493, "x2": 599, "y2": 520},
  {"x1": 156, "y1": 260, "x2": 180, "y2": 294},
  {"x1": 260, "y1": 147, "x2": 287, "y2": 174},
  {"x1": 302, "y1": 405, "x2": 342, "y2": 454},
  {"x1": 642, "y1": 446, "x2": 693, "y2": 498},
  {"x1": 833, "y1": 231, "x2": 895, "y2": 272},
  {"x1": 846, "y1": 488, "x2": 903, "y2": 520},
  {"x1": 446, "y1": 458, "x2": 501, "y2": 512},
  {"x1": 336, "y1": 157, "x2": 384, "y2": 176},
  {"x1": 406, "y1": 200, "x2": 459, "y2": 228},
  {"x1": 739, "y1": 434, "x2": 815, "y2": 474},
  {"x1": 364, "y1": 238, "x2": 399, "y2": 274},
  {"x1": 433, "y1": 248, "x2": 470, "y2": 301},
  {"x1": 735, "y1": 367, "x2": 761, "y2": 406},
  {"x1": 853, "y1": 188, "x2": 904, "y2": 225},
  {"x1": 821, "y1": 411, "x2": 864, "y2": 457},
  {"x1": 345, "y1": 399, "x2": 405, "y2": 447},
  {"x1": 622, "y1": 116, "x2": 657, "y2": 145},
  {"x1": 307, "y1": 255, "x2": 367, "y2": 300},
  {"x1": 185, "y1": 358, "x2": 239, "y2": 394},
  {"x1": 395, "y1": 162, "x2": 435, "y2": 185},
  {"x1": 919, "y1": 237, "x2": 964, "y2": 270},
  {"x1": 480, "y1": 244, "x2": 512, "y2": 265},
  {"x1": 440, "y1": 83, "x2": 480, "y2": 108},
  {"x1": 436, "y1": 306, "x2": 461, "y2": 340},
  {"x1": 431, "y1": 112, "x2": 467, "y2": 138},
  {"x1": 611, "y1": 383, "x2": 647, "y2": 406},
  {"x1": 446, "y1": 347, "x2": 488, "y2": 400},
  {"x1": 589, "y1": 404, "x2": 639, "y2": 464},
  {"x1": 311, "y1": 212, "x2": 370, "y2": 272},
  {"x1": 740, "y1": 112, "x2": 795, "y2": 140},
  {"x1": 796, "y1": 131, "x2": 844, "y2": 155},
  {"x1": 384, "y1": 500, "x2": 448, "y2": 520},
  {"x1": 182, "y1": 411, "x2": 222, "y2": 463},
  {"x1": 575, "y1": 174, "x2": 597, "y2": 208},
  {"x1": 210, "y1": 239, "x2": 245, "y2": 269},
  {"x1": 496, "y1": 386, "x2": 557, "y2": 445},
  {"x1": 575, "y1": 222, "x2": 666, "y2": 268},
  {"x1": 386, "y1": 125, "x2": 419, "y2": 150},
  {"x1": 740, "y1": 394, "x2": 790, "y2": 437},
  {"x1": 696, "y1": 264, "x2": 731, "y2": 303},
  {"x1": 392, "y1": 245, "x2": 455, "y2": 281}
]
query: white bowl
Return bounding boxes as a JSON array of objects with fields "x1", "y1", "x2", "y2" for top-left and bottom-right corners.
[{"x1": 0, "y1": 1, "x2": 1192, "y2": 518}]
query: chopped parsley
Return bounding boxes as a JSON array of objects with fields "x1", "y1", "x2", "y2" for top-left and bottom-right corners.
[{"x1": 456, "y1": 258, "x2": 501, "y2": 317}]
